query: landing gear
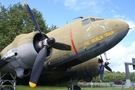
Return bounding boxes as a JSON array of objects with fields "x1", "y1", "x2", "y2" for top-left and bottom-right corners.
[
  {"x1": 71, "y1": 85, "x2": 81, "y2": 90},
  {"x1": 0, "y1": 72, "x2": 16, "y2": 90},
  {"x1": 67, "y1": 79, "x2": 81, "y2": 90}
]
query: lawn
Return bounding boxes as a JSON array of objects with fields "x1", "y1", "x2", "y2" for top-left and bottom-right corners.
[{"x1": 15, "y1": 85, "x2": 134, "y2": 90}]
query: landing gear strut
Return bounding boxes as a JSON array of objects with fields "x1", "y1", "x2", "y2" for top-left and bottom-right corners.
[{"x1": 0, "y1": 72, "x2": 16, "y2": 90}]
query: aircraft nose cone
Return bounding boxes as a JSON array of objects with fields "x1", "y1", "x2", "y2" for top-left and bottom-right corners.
[
  {"x1": 115, "y1": 20, "x2": 130, "y2": 39},
  {"x1": 117, "y1": 20, "x2": 129, "y2": 29}
]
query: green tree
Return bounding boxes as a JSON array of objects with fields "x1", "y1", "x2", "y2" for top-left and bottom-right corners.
[
  {"x1": 48, "y1": 24, "x2": 58, "y2": 31},
  {"x1": 92, "y1": 71, "x2": 127, "y2": 82},
  {"x1": 0, "y1": 2, "x2": 50, "y2": 51}
]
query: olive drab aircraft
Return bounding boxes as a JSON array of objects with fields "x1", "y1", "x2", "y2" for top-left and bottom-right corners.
[{"x1": 0, "y1": 2, "x2": 129, "y2": 90}]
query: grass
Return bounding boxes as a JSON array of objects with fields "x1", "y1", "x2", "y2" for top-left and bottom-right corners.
[{"x1": 15, "y1": 85, "x2": 135, "y2": 90}]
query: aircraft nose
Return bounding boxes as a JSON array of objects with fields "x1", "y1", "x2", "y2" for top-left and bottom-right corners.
[
  {"x1": 115, "y1": 20, "x2": 129, "y2": 39},
  {"x1": 116, "y1": 20, "x2": 129, "y2": 29}
]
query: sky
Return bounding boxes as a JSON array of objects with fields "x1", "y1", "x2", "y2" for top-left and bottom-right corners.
[{"x1": 1, "y1": 0, "x2": 135, "y2": 72}]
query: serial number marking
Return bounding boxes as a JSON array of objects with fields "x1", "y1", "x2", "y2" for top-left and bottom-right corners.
[
  {"x1": 104, "y1": 30, "x2": 115, "y2": 37},
  {"x1": 91, "y1": 30, "x2": 115, "y2": 43},
  {"x1": 83, "y1": 30, "x2": 115, "y2": 46},
  {"x1": 91, "y1": 35, "x2": 104, "y2": 43}
]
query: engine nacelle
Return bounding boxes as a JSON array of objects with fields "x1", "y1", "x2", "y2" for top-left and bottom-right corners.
[
  {"x1": 16, "y1": 32, "x2": 52, "y2": 67},
  {"x1": 0, "y1": 31, "x2": 52, "y2": 78},
  {"x1": 73, "y1": 58, "x2": 100, "y2": 82}
]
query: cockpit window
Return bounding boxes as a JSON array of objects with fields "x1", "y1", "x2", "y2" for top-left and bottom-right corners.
[
  {"x1": 82, "y1": 18, "x2": 90, "y2": 26},
  {"x1": 90, "y1": 18, "x2": 95, "y2": 22},
  {"x1": 95, "y1": 18, "x2": 104, "y2": 21}
]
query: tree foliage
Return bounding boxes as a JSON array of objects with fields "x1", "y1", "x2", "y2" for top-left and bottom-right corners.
[
  {"x1": 48, "y1": 24, "x2": 58, "y2": 31},
  {"x1": 93, "y1": 71, "x2": 135, "y2": 82},
  {"x1": 0, "y1": 2, "x2": 54, "y2": 51}
]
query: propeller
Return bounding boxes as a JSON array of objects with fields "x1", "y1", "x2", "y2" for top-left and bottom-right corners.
[
  {"x1": 24, "y1": 2, "x2": 71, "y2": 50},
  {"x1": 99, "y1": 54, "x2": 112, "y2": 83},
  {"x1": 24, "y1": 2, "x2": 71, "y2": 87}
]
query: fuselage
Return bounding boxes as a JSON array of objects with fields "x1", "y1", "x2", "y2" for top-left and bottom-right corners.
[{"x1": 0, "y1": 16, "x2": 129, "y2": 82}]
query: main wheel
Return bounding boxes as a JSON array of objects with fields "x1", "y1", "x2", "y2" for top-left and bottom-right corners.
[
  {"x1": 2, "y1": 86, "x2": 14, "y2": 90},
  {"x1": 70, "y1": 85, "x2": 81, "y2": 90}
]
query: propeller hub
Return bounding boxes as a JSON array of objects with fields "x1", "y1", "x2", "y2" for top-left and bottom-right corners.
[
  {"x1": 47, "y1": 37, "x2": 55, "y2": 45},
  {"x1": 42, "y1": 38, "x2": 55, "y2": 47},
  {"x1": 105, "y1": 62, "x2": 109, "y2": 65}
]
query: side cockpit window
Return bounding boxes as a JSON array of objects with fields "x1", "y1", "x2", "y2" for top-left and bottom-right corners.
[
  {"x1": 95, "y1": 18, "x2": 104, "y2": 21},
  {"x1": 90, "y1": 18, "x2": 95, "y2": 22},
  {"x1": 82, "y1": 18, "x2": 90, "y2": 26},
  {"x1": 82, "y1": 17, "x2": 104, "y2": 26}
]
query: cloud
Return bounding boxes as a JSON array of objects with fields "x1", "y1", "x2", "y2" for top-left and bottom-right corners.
[
  {"x1": 64, "y1": 0, "x2": 77, "y2": 9},
  {"x1": 53, "y1": 0, "x2": 121, "y2": 15},
  {"x1": 63, "y1": 0, "x2": 108, "y2": 12},
  {"x1": 53, "y1": 0, "x2": 60, "y2": 4},
  {"x1": 111, "y1": 9, "x2": 116, "y2": 14},
  {"x1": 106, "y1": 42, "x2": 135, "y2": 72}
]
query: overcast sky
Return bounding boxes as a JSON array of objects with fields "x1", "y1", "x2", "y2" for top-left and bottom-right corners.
[{"x1": 1, "y1": 0, "x2": 135, "y2": 72}]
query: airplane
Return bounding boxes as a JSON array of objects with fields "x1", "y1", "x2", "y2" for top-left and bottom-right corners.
[{"x1": 0, "y1": 2, "x2": 129, "y2": 90}]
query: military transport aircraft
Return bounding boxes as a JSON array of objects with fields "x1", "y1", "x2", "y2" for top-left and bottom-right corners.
[{"x1": 0, "y1": 2, "x2": 129, "y2": 90}]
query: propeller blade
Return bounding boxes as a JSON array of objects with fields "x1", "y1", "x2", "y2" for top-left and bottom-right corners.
[
  {"x1": 100, "y1": 55, "x2": 103, "y2": 60},
  {"x1": 29, "y1": 46, "x2": 47, "y2": 88},
  {"x1": 52, "y1": 42, "x2": 71, "y2": 50},
  {"x1": 24, "y1": 2, "x2": 44, "y2": 37},
  {"x1": 105, "y1": 64, "x2": 112, "y2": 72},
  {"x1": 104, "y1": 52, "x2": 110, "y2": 60},
  {"x1": 100, "y1": 66, "x2": 104, "y2": 82}
]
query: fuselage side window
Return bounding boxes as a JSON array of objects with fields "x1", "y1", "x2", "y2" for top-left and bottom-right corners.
[
  {"x1": 90, "y1": 18, "x2": 95, "y2": 22},
  {"x1": 82, "y1": 18, "x2": 90, "y2": 26}
]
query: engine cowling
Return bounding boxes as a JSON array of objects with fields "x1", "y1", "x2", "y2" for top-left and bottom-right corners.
[
  {"x1": 0, "y1": 31, "x2": 53, "y2": 78},
  {"x1": 15, "y1": 32, "x2": 52, "y2": 67},
  {"x1": 72, "y1": 58, "x2": 100, "y2": 82}
]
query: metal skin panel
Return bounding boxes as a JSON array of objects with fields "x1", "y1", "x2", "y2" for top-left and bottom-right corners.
[
  {"x1": 17, "y1": 43, "x2": 37, "y2": 66},
  {"x1": 72, "y1": 58, "x2": 100, "y2": 78},
  {"x1": 27, "y1": 58, "x2": 100, "y2": 84}
]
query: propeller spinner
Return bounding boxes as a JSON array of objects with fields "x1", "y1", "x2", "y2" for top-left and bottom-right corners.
[{"x1": 24, "y1": 2, "x2": 71, "y2": 87}]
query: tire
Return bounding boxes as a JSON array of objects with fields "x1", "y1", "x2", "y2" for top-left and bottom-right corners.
[
  {"x1": 70, "y1": 85, "x2": 81, "y2": 90},
  {"x1": 2, "y1": 86, "x2": 14, "y2": 90}
]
